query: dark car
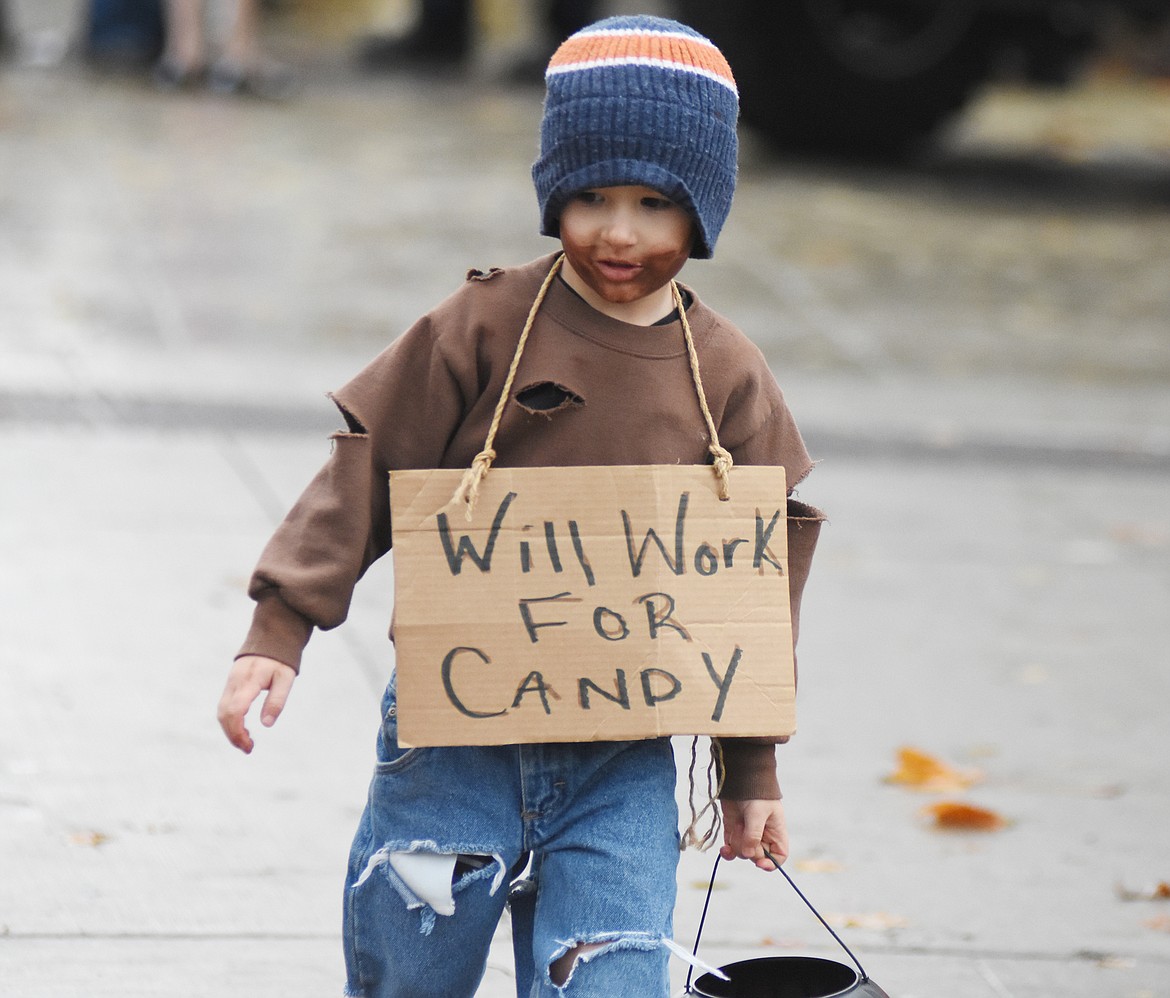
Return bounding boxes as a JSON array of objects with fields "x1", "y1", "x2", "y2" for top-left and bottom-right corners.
[{"x1": 676, "y1": 0, "x2": 1170, "y2": 153}]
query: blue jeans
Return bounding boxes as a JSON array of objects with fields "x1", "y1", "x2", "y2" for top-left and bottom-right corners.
[{"x1": 343, "y1": 676, "x2": 680, "y2": 998}]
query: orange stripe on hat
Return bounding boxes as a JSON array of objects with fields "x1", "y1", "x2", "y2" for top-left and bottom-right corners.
[{"x1": 547, "y1": 28, "x2": 736, "y2": 93}]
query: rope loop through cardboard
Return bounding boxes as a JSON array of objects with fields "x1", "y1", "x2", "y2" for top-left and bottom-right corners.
[{"x1": 453, "y1": 254, "x2": 735, "y2": 518}]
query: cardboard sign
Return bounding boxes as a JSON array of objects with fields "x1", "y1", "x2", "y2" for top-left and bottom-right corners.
[{"x1": 388, "y1": 465, "x2": 794, "y2": 747}]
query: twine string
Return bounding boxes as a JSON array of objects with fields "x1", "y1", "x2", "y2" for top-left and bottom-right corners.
[
  {"x1": 681, "y1": 735, "x2": 725, "y2": 851},
  {"x1": 452, "y1": 258, "x2": 735, "y2": 516},
  {"x1": 452, "y1": 254, "x2": 566, "y2": 519},
  {"x1": 451, "y1": 259, "x2": 738, "y2": 853},
  {"x1": 674, "y1": 280, "x2": 734, "y2": 500}
]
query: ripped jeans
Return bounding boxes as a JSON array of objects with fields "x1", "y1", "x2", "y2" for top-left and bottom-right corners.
[{"x1": 342, "y1": 676, "x2": 680, "y2": 998}]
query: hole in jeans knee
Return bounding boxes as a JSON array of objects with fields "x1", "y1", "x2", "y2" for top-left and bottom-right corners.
[
  {"x1": 546, "y1": 932, "x2": 665, "y2": 989},
  {"x1": 548, "y1": 940, "x2": 612, "y2": 987}
]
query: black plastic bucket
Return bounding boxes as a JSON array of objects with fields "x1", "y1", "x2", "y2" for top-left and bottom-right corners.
[
  {"x1": 691, "y1": 955, "x2": 888, "y2": 997},
  {"x1": 683, "y1": 853, "x2": 891, "y2": 997}
]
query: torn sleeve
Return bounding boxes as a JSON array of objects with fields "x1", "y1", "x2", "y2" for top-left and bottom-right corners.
[
  {"x1": 236, "y1": 431, "x2": 385, "y2": 672},
  {"x1": 237, "y1": 311, "x2": 471, "y2": 672},
  {"x1": 714, "y1": 500, "x2": 823, "y2": 800},
  {"x1": 712, "y1": 359, "x2": 824, "y2": 800}
]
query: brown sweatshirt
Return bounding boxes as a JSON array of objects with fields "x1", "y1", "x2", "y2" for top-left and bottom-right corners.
[{"x1": 238, "y1": 253, "x2": 822, "y2": 800}]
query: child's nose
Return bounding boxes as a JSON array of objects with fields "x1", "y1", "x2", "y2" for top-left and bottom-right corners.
[{"x1": 601, "y1": 210, "x2": 637, "y2": 246}]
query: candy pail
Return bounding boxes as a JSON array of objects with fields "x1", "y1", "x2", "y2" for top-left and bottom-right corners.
[{"x1": 683, "y1": 854, "x2": 891, "y2": 998}]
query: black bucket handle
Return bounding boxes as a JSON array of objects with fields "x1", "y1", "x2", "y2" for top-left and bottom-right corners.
[{"x1": 684, "y1": 850, "x2": 871, "y2": 994}]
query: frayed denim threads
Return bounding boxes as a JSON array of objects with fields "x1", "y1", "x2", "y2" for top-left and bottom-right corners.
[{"x1": 342, "y1": 675, "x2": 679, "y2": 997}]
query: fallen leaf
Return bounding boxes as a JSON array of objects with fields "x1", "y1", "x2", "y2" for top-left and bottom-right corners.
[
  {"x1": 1143, "y1": 915, "x2": 1170, "y2": 934},
  {"x1": 757, "y1": 936, "x2": 803, "y2": 949},
  {"x1": 826, "y1": 911, "x2": 909, "y2": 931},
  {"x1": 69, "y1": 830, "x2": 110, "y2": 847},
  {"x1": 1092, "y1": 783, "x2": 1127, "y2": 799},
  {"x1": 1017, "y1": 664, "x2": 1050, "y2": 685},
  {"x1": 885, "y1": 746, "x2": 981, "y2": 793},
  {"x1": 921, "y1": 801, "x2": 1008, "y2": 831},
  {"x1": 1108, "y1": 523, "x2": 1169, "y2": 548},
  {"x1": 795, "y1": 858, "x2": 844, "y2": 874},
  {"x1": 1117, "y1": 881, "x2": 1170, "y2": 902}
]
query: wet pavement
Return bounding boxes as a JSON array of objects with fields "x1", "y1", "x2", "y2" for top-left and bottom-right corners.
[{"x1": 2, "y1": 5, "x2": 1170, "y2": 997}]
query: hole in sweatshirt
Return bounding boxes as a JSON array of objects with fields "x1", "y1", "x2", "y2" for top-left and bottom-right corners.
[
  {"x1": 515, "y1": 381, "x2": 584, "y2": 415},
  {"x1": 331, "y1": 396, "x2": 367, "y2": 435}
]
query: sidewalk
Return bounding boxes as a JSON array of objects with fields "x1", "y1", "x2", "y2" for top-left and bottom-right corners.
[
  {"x1": 2, "y1": 37, "x2": 1170, "y2": 998},
  {"x1": 3, "y1": 419, "x2": 1169, "y2": 997}
]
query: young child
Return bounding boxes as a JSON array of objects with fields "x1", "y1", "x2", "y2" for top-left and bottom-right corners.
[{"x1": 217, "y1": 15, "x2": 821, "y2": 998}]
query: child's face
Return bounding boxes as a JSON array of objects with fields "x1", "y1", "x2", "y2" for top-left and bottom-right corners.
[{"x1": 558, "y1": 185, "x2": 694, "y2": 320}]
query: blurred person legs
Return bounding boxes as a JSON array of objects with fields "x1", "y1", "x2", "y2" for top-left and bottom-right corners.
[
  {"x1": 157, "y1": 0, "x2": 204, "y2": 80},
  {"x1": 157, "y1": 0, "x2": 295, "y2": 97},
  {"x1": 505, "y1": 0, "x2": 595, "y2": 81},
  {"x1": 357, "y1": 0, "x2": 595, "y2": 75},
  {"x1": 357, "y1": 0, "x2": 471, "y2": 71}
]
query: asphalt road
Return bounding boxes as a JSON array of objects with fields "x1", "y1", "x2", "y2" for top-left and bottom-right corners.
[{"x1": 1, "y1": 10, "x2": 1169, "y2": 998}]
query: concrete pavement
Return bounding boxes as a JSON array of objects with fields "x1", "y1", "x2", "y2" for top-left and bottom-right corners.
[{"x1": 2, "y1": 17, "x2": 1170, "y2": 998}]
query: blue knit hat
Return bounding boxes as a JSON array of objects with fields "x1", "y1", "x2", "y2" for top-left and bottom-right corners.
[{"x1": 532, "y1": 15, "x2": 739, "y2": 259}]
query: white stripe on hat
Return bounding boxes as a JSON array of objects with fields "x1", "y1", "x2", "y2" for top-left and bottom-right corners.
[{"x1": 545, "y1": 57, "x2": 738, "y2": 95}]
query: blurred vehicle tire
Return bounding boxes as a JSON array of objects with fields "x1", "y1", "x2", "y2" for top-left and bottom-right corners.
[{"x1": 676, "y1": 0, "x2": 995, "y2": 154}]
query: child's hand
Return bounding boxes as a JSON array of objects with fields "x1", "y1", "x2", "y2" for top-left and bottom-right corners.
[
  {"x1": 719, "y1": 799, "x2": 789, "y2": 871},
  {"x1": 217, "y1": 655, "x2": 296, "y2": 754}
]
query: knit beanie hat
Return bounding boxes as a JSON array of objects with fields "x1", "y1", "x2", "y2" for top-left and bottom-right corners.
[{"x1": 532, "y1": 15, "x2": 739, "y2": 259}]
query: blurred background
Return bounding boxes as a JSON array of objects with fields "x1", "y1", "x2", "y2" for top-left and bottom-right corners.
[{"x1": 1, "y1": 1, "x2": 1169, "y2": 996}]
